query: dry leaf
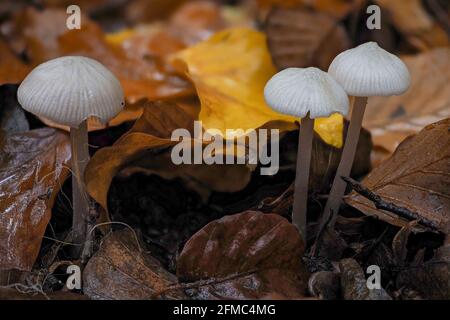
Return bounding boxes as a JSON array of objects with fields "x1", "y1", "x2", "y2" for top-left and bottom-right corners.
[
  {"x1": 346, "y1": 118, "x2": 450, "y2": 232},
  {"x1": 85, "y1": 101, "x2": 252, "y2": 211},
  {"x1": 255, "y1": 0, "x2": 361, "y2": 19},
  {"x1": 0, "y1": 38, "x2": 29, "y2": 85},
  {"x1": 375, "y1": 0, "x2": 449, "y2": 50},
  {"x1": 4, "y1": 7, "x2": 194, "y2": 104},
  {"x1": 265, "y1": 7, "x2": 350, "y2": 71},
  {"x1": 83, "y1": 229, "x2": 185, "y2": 300},
  {"x1": 177, "y1": 211, "x2": 307, "y2": 299},
  {"x1": 339, "y1": 258, "x2": 392, "y2": 300},
  {"x1": 171, "y1": 27, "x2": 344, "y2": 148},
  {"x1": 365, "y1": 48, "x2": 450, "y2": 153},
  {"x1": 0, "y1": 128, "x2": 70, "y2": 271},
  {"x1": 0, "y1": 84, "x2": 29, "y2": 134}
]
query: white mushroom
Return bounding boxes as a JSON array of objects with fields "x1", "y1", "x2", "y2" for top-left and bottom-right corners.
[
  {"x1": 18, "y1": 56, "x2": 124, "y2": 256},
  {"x1": 264, "y1": 67, "x2": 349, "y2": 239},
  {"x1": 322, "y1": 42, "x2": 411, "y2": 227}
]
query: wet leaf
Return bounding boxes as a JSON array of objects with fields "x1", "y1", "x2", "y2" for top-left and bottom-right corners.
[
  {"x1": 170, "y1": 27, "x2": 344, "y2": 148},
  {"x1": 265, "y1": 7, "x2": 350, "y2": 71},
  {"x1": 176, "y1": 211, "x2": 307, "y2": 299},
  {"x1": 0, "y1": 84, "x2": 29, "y2": 134},
  {"x1": 0, "y1": 128, "x2": 70, "y2": 271},
  {"x1": 83, "y1": 229, "x2": 185, "y2": 300},
  {"x1": 346, "y1": 119, "x2": 450, "y2": 232},
  {"x1": 365, "y1": 48, "x2": 450, "y2": 153}
]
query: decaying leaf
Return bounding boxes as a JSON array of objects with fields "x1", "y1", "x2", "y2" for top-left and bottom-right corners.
[
  {"x1": 0, "y1": 38, "x2": 29, "y2": 85},
  {"x1": 265, "y1": 7, "x2": 350, "y2": 71},
  {"x1": 3, "y1": 7, "x2": 194, "y2": 104},
  {"x1": 170, "y1": 27, "x2": 344, "y2": 148},
  {"x1": 0, "y1": 128, "x2": 70, "y2": 271},
  {"x1": 346, "y1": 119, "x2": 450, "y2": 232},
  {"x1": 85, "y1": 100, "x2": 252, "y2": 211},
  {"x1": 339, "y1": 258, "x2": 391, "y2": 300},
  {"x1": 83, "y1": 229, "x2": 185, "y2": 300},
  {"x1": 0, "y1": 84, "x2": 29, "y2": 134},
  {"x1": 375, "y1": 0, "x2": 449, "y2": 50},
  {"x1": 365, "y1": 48, "x2": 450, "y2": 153},
  {"x1": 177, "y1": 211, "x2": 307, "y2": 299},
  {"x1": 396, "y1": 239, "x2": 450, "y2": 300}
]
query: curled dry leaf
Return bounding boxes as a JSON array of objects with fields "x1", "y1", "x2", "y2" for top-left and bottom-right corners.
[
  {"x1": 170, "y1": 27, "x2": 344, "y2": 148},
  {"x1": 0, "y1": 128, "x2": 70, "y2": 271},
  {"x1": 177, "y1": 211, "x2": 307, "y2": 299},
  {"x1": 83, "y1": 229, "x2": 185, "y2": 300},
  {"x1": 365, "y1": 48, "x2": 450, "y2": 154},
  {"x1": 346, "y1": 118, "x2": 450, "y2": 232},
  {"x1": 265, "y1": 7, "x2": 350, "y2": 71},
  {"x1": 374, "y1": 0, "x2": 449, "y2": 50},
  {"x1": 3, "y1": 7, "x2": 193, "y2": 104}
]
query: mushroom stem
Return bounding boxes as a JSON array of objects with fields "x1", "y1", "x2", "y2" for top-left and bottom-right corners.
[
  {"x1": 292, "y1": 113, "x2": 314, "y2": 240},
  {"x1": 321, "y1": 96, "x2": 368, "y2": 228},
  {"x1": 70, "y1": 119, "x2": 90, "y2": 256}
]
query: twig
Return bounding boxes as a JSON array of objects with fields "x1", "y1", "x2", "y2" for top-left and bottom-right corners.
[
  {"x1": 311, "y1": 207, "x2": 335, "y2": 258},
  {"x1": 342, "y1": 176, "x2": 440, "y2": 231},
  {"x1": 150, "y1": 269, "x2": 259, "y2": 299}
]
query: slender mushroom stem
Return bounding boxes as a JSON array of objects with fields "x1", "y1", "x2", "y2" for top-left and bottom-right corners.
[
  {"x1": 292, "y1": 113, "x2": 314, "y2": 241},
  {"x1": 320, "y1": 96, "x2": 368, "y2": 229},
  {"x1": 70, "y1": 119, "x2": 90, "y2": 256}
]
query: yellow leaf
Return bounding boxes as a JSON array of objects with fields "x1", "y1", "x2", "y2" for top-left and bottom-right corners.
[{"x1": 170, "y1": 27, "x2": 343, "y2": 148}]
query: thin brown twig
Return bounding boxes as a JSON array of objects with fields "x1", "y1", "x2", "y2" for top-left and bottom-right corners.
[{"x1": 341, "y1": 176, "x2": 440, "y2": 231}]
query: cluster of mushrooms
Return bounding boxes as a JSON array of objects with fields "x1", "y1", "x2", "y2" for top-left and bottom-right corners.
[
  {"x1": 265, "y1": 42, "x2": 411, "y2": 241},
  {"x1": 16, "y1": 42, "x2": 410, "y2": 257}
]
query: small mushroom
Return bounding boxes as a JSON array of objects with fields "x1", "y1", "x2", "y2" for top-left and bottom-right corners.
[
  {"x1": 264, "y1": 67, "x2": 349, "y2": 240},
  {"x1": 323, "y1": 42, "x2": 411, "y2": 225},
  {"x1": 18, "y1": 56, "x2": 124, "y2": 255}
]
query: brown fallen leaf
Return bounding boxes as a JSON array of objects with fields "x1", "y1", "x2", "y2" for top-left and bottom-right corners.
[
  {"x1": 0, "y1": 288, "x2": 89, "y2": 300},
  {"x1": 375, "y1": 0, "x2": 449, "y2": 50},
  {"x1": 176, "y1": 211, "x2": 307, "y2": 299},
  {"x1": 339, "y1": 258, "x2": 392, "y2": 300},
  {"x1": 0, "y1": 38, "x2": 29, "y2": 85},
  {"x1": 346, "y1": 118, "x2": 450, "y2": 232},
  {"x1": 365, "y1": 48, "x2": 450, "y2": 154},
  {"x1": 396, "y1": 239, "x2": 450, "y2": 299},
  {"x1": 255, "y1": 0, "x2": 361, "y2": 20},
  {"x1": 0, "y1": 84, "x2": 29, "y2": 134},
  {"x1": 85, "y1": 100, "x2": 252, "y2": 211},
  {"x1": 0, "y1": 128, "x2": 71, "y2": 271},
  {"x1": 3, "y1": 7, "x2": 194, "y2": 104},
  {"x1": 265, "y1": 7, "x2": 350, "y2": 71},
  {"x1": 83, "y1": 229, "x2": 185, "y2": 300}
]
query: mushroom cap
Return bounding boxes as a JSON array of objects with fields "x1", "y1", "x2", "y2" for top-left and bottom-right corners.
[
  {"x1": 264, "y1": 67, "x2": 349, "y2": 118},
  {"x1": 328, "y1": 42, "x2": 411, "y2": 97},
  {"x1": 18, "y1": 56, "x2": 124, "y2": 128}
]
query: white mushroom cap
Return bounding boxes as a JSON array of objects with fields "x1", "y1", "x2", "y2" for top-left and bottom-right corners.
[
  {"x1": 264, "y1": 67, "x2": 349, "y2": 118},
  {"x1": 18, "y1": 56, "x2": 124, "y2": 128},
  {"x1": 328, "y1": 42, "x2": 410, "y2": 97}
]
